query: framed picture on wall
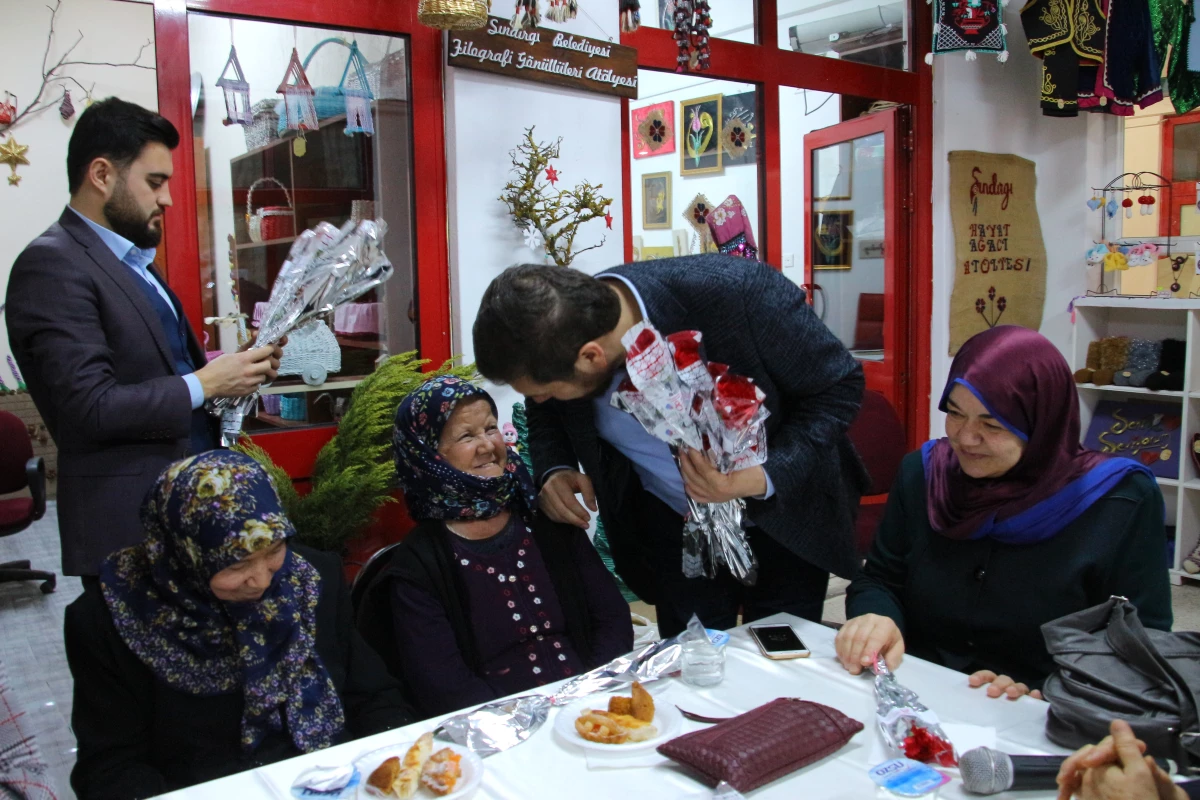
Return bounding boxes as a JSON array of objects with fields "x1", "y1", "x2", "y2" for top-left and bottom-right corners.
[
  {"x1": 813, "y1": 210, "x2": 853, "y2": 270},
  {"x1": 632, "y1": 102, "x2": 675, "y2": 158},
  {"x1": 642, "y1": 172, "x2": 672, "y2": 229},
  {"x1": 814, "y1": 142, "x2": 853, "y2": 200},
  {"x1": 680, "y1": 94, "x2": 724, "y2": 176},
  {"x1": 642, "y1": 246, "x2": 675, "y2": 260},
  {"x1": 721, "y1": 91, "x2": 757, "y2": 166}
]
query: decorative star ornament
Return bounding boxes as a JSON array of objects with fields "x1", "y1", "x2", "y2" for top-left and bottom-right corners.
[
  {"x1": 605, "y1": 209, "x2": 613, "y2": 229},
  {"x1": 545, "y1": 165, "x2": 559, "y2": 185},
  {"x1": 0, "y1": 135, "x2": 30, "y2": 186}
]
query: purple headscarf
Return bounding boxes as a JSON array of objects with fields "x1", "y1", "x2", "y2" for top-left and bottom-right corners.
[{"x1": 924, "y1": 325, "x2": 1153, "y2": 543}]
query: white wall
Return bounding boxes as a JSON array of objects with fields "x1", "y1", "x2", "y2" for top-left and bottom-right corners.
[
  {"x1": 928, "y1": 1, "x2": 1119, "y2": 436},
  {"x1": 0, "y1": 0, "x2": 157, "y2": 374},
  {"x1": 445, "y1": 0, "x2": 625, "y2": 425}
]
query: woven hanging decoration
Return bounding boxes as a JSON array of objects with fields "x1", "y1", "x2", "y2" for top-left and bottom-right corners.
[
  {"x1": 636, "y1": 106, "x2": 674, "y2": 155},
  {"x1": 545, "y1": 0, "x2": 578, "y2": 22},
  {"x1": 216, "y1": 45, "x2": 253, "y2": 126},
  {"x1": 59, "y1": 89, "x2": 75, "y2": 121},
  {"x1": 721, "y1": 116, "x2": 754, "y2": 160},
  {"x1": 511, "y1": 0, "x2": 541, "y2": 30},
  {"x1": 417, "y1": 0, "x2": 489, "y2": 30},
  {"x1": 620, "y1": 0, "x2": 641, "y2": 32},
  {"x1": 925, "y1": 0, "x2": 1009, "y2": 63},
  {"x1": 277, "y1": 47, "x2": 318, "y2": 132},
  {"x1": 683, "y1": 193, "x2": 716, "y2": 251},
  {"x1": 691, "y1": 0, "x2": 712, "y2": 71},
  {"x1": 673, "y1": 1, "x2": 692, "y2": 72}
]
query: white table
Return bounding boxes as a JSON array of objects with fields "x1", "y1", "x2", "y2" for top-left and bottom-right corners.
[{"x1": 152, "y1": 613, "x2": 1071, "y2": 800}]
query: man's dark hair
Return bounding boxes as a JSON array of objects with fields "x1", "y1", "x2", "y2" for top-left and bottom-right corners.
[
  {"x1": 67, "y1": 97, "x2": 180, "y2": 193},
  {"x1": 474, "y1": 264, "x2": 621, "y2": 384}
]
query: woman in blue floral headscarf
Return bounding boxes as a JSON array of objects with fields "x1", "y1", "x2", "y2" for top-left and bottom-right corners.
[
  {"x1": 357, "y1": 376, "x2": 632, "y2": 719},
  {"x1": 64, "y1": 451, "x2": 411, "y2": 800}
]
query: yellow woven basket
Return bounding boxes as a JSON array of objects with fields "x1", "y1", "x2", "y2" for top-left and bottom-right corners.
[{"x1": 417, "y1": 0, "x2": 490, "y2": 29}]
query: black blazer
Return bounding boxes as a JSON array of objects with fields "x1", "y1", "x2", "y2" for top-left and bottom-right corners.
[
  {"x1": 5, "y1": 208, "x2": 213, "y2": 575},
  {"x1": 64, "y1": 545, "x2": 413, "y2": 800},
  {"x1": 527, "y1": 255, "x2": 869, "y2": 600}
]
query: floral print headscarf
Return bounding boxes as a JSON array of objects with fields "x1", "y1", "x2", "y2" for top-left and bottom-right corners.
[
  {"x1": 393, "y1": 376, "x2": 537, "y2": 521},
  {"x1": 98, "y1": 451, "x2": 344, "y2": 754}
]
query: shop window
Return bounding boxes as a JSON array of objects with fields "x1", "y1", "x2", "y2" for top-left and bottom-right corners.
[
  {"x1": 1171, "y1": 119, "x2": 1200, "y2": 182},
  {"x1": 639, "y1": 0, "x2": 758, "y2": 44},
  {"x1": 777, "y1": 0, "x2": 908, "y2": 71},
  {"x1": 188, "y1": 14, "x2": 416, "y2": 433},
  {"x1": 629, "y1": 70, "x2": 760, "y2": 261}
]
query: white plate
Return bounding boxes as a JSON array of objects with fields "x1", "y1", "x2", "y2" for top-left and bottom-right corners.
[
  {"x1": 354, "y1": 740, "x2": 482, "y2": 800},
  {"x1": 553, "y1": 693, "x2": 683, "y2": 753}
]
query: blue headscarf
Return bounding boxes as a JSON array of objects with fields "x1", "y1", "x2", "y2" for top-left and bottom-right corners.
[
  {"x1": 99, "y1": 451, "x2": 344, "y2": 754},
  {"x1": 393, "y1": 376, "x2": 537, "y2": 521}
]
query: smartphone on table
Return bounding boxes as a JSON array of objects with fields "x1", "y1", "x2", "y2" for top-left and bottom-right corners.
[{"x1": 749, "y1": 623, "x2": 810, "y2": 660}]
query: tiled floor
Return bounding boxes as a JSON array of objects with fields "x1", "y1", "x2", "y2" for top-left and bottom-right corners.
[{"x1": 3, "y1": 503, "x2": 1199, "y2": 800}]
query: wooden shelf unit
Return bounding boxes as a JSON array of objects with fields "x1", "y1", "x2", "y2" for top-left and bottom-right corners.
[{"x1": 1071, "y1": 297, "x2": 1200, "y2": 585}]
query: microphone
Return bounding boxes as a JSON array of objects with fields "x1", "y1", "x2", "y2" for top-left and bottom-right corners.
[{"x1": 959, "y1": 747, "x2": 1178, "y2": 795}]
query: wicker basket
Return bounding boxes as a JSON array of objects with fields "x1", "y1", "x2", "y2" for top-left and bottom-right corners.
[
  {"x1": 246, "y1": 177, "x2": 295, "y2": 243},
  {"x1": 278, "y1": 320, "x2": 342, "y2": 386},
  {"x1": 244, "y1": 99, "x2": 279, "y2": 151},
  {"x1": 418, "y1": 0, "x2": 489, "y2": 29}
]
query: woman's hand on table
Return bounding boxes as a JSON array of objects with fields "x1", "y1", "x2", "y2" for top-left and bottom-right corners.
[
  {"x1": 1055, "y1": 719, "x2": 1185, "y2": 800},
  {"x1": 833, "y1": 613, "x2": 904, "y2": 675},
  {"x1": 679, "y1": 447, "x2": 767, "y2": 504},
  {"x1": 967, "y1": 670, "x2": 1044, "y2": 700}
]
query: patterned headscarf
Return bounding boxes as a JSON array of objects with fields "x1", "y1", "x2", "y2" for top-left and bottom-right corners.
[
  {"x1": 393, "y1": 376, "x2": 537, "y2": 521},
  {"x1": 98, "y1": 451, "x2": 344, "y2": 754}
]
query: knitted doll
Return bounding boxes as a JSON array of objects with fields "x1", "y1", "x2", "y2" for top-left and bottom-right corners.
[{"x1": 1113, "y1": 339, "x2": 1163, "y2": 387}]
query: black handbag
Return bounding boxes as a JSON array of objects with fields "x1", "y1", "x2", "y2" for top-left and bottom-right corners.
[{"x1": 1040, "y1": 596, "x2": 1200, "y2": 774}]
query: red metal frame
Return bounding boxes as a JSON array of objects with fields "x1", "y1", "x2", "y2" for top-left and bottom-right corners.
[
  {"x1": 803, "y1": 108, "x2": 907, "y2": 423},
  {"x1": 619, "y1": 6, "x2": 933, "y2": 446},
  {"x1": 150, "y1": 0, "x2": 452, "y2": 477},
  {"x1": 1160, "y1": 109, "x2": 1200, "y2": 237}
]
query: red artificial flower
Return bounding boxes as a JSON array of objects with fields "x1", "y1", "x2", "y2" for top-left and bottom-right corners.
[
  {"x1": 902, "y1": 725, "x2": 958, "y2": 768},
  {"x1": 629, "y1": 327, "x2": 657, "y2": 357},
  {"x1": 605, "y1": 210, "x2": 613, "y2": 229},
  {"x1": 668, "y1": 330, "x2": 704, "y2": 369},
  {"x1": 713, "y1": 374, "x2": 763, "y2": 429}
]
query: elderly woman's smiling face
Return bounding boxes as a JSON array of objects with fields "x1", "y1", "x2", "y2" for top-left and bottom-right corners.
[{"x1": 437, "y1": 397, "x2": 507, "y2": 479}]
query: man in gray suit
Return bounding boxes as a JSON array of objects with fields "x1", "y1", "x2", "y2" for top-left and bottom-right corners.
[
  {"x1": 473, "y1": 258, "x2": 867, "y2": 637},
  {"x1": 6, "y1": 98, "x2": 281, "y2": 577}
]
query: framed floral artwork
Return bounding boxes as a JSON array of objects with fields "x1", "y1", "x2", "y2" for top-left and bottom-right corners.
[
  {"x1": 813, "y1": 210, "x2": 854, "y2": 270},
  {"x1": 721, "y1": 91, "x2": 757, "y2": 166},
  {"x1": 633, "y1": 101, "x2": 675, "y2": 158},
  {"x1": 642, "y1": 172, "x2": 672, "y2": 229},
  {"x1": 680, "y1": 94, "x2": 723, "y2": 176}
]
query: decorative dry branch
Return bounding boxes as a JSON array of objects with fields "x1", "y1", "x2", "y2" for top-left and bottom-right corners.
[
  {"x1": 499, "y1": 127, "x2": 612, "y2": 268},
  {"x1": 1, "y1": 0, "x2": 154, "y2": 134}
]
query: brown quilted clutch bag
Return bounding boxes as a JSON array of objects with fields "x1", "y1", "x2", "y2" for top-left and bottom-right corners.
[{"x1": 656, "y1": 698, "x2": 864, "y2": 792}]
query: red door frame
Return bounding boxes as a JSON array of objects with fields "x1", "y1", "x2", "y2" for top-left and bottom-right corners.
[
  {"x1": 1160, "y1": 109, "x2": 1200, "y2": 237},
  {"x1": 619, "y1": 6, "x2": 933, "y2": 447},
  {"x1": 148, "y1": 0, "x2": 452, "y2": 478},
  {"x1": 802, "y1": 108, "x2": 908, "y2": 424}
]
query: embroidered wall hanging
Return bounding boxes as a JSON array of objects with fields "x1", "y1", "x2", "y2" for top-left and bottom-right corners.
[
  {"x1": 947, "y1": 151, "x2": 1048, "y2": 354},
  {"x1": 632, "y1": 101, "x2": 675, "y2": 158},
  {"x1": 926, "y1": 0, "x2": 1009, "y2": 63}
]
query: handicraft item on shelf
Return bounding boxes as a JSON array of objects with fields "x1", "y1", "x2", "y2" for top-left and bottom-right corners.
[
  {"x1": 1083, "y1": 399, "x2": 1182, "y2": 478},
  {"x1": 611, "y1": 323, "x2": 767, "y2": 583},
  {"x1": 208, "y1": 219, "x2": 395, "y2": 445},
  {"x1": 620, "y1": 0, "x2": 641, "y2": 32},
  {"x1": 277, "y1": 47, "x2": 318, "y2": 133},
  {"x1": 947, "y1": 151, "x2": 1047, "y2": 354},
  {"x1": 216, "y1": 45, "x2": 253, "y2": 126},
  {"x1": 707, "y1": 195, "x2": 758, "y2": 260},
  {"x1": 340, "y1": 41, "x2": 375, "y2": 136},
  {"x1": 632, "y1": 101, "x2": 675, "y2": 158},
  {"x1": 925, "y1": 0, "x2": 1009, "y2": 63},
  {"x1": 499, "y1": 127, "x2": 612, "y2": 267},
  {"x1": 683, "y1": 193, "x2": 716, "y2": 253}
]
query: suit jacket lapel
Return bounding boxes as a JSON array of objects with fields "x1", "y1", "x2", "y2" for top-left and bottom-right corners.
[
  {"x1": 57, "y1": 209, "x2": 176, "y2": 371},
  {"x1": 148, "y1": 264, "x2": 208, "y2": 367}
]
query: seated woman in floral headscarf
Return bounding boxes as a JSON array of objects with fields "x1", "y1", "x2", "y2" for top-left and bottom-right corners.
[
  {"x1": 359, "y1": 376, "x2": 632, "y2": 719},
  {"x1": 834, "y1": 326, "x2": 1172, "y2": 699},
  {"x1": 64, "y1": 452, "x2": 412, "y2": 800}
]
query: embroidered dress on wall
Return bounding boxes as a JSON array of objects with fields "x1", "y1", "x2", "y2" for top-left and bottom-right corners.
[{"x1": 927, "y1": 0, "x2": 1009, "y2": 63}]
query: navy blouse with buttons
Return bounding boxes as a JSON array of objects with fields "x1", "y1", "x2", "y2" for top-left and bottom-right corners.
[{"x1": 846, "y1": 451, "x2": 1173, "y2": 688}]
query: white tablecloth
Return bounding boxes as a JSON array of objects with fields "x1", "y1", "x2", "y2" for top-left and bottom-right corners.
[{"x1": 151, "y1": 613, "x2": 1070, "y2": 800}]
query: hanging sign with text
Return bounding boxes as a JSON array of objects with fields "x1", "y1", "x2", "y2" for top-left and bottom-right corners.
[
  {"x1": 947, "y1": 151, "x2": 1048, "y2": 355},
  {"x1": 447, "y1": 17, "x2": 639, "y2": 99}
]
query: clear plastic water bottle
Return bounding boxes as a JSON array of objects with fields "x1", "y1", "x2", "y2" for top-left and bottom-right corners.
[{"x1": 681, "y1": 637, "x2": 726, "y2": 687}]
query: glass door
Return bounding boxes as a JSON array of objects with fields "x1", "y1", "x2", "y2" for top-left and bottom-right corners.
[{"x1": 803, "y1": 106, "x2": 909, "y2": 423}]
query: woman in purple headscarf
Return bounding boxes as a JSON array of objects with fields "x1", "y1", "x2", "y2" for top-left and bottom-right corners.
[{"x1": 834, "y1": 326, "x2": 1172, "y2": 698}]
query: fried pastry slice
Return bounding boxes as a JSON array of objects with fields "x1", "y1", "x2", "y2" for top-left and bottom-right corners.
[
  {"x1": 366, "y1": 756, "x2": 401, "y2": 796},
  {"x1": 420, "y1": 748, "x2": 462, "y2": 796},
  {"x1": 575, "y1": 710, "x2": 629, "y2": 744},
  {"x1": 607, "y1": 696, "x2": 633, "y2": 716},
  {"x1": 396, "y1": 732, "x2": 433, "y2": 798},
  {"x1": 631, "y1": 680, "x2": 655, "y2": 722}
]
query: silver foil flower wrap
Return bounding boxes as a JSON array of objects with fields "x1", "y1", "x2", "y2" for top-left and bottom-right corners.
[
  {"x1": 208, "y1": 219, "x2": 395, "y2": 445},
  {"x1": 872, "y1": 653, "x2": 958, "y2": 767},
  {"x1": 434, "y1": 638, "x2": 683, "y2": 757},
  {"x1": 612, "y1": 322, "x2": 766, "y2": 584}
]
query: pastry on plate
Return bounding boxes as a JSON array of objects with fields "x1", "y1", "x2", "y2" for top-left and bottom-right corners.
[
  {"x1": 574, "y1": 709, "x2": 658, "y2": 745},
  {"x1": 366, "y1": 756, "x2": 401, "y2": 796},
  {"x1": 631, "y1": 681, "x2": 654, "y2": 722},
  {"x1": 396, "y1": 732, "x2": 434, "y2": 798},
  {"x1": 421, "y1": 748, "x2": 463, "y2": 796}
]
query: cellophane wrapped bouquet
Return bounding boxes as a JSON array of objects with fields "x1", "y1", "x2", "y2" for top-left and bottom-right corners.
[
  {"x1": 611, "y1": 321, "x2": 769, "y2": 584},
  {"x1": 873, "y1": 653, "x2": 958, "y2": 767},
  {"x1": 209, "y1": 219, "x2": 394, "y2": 445}
]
